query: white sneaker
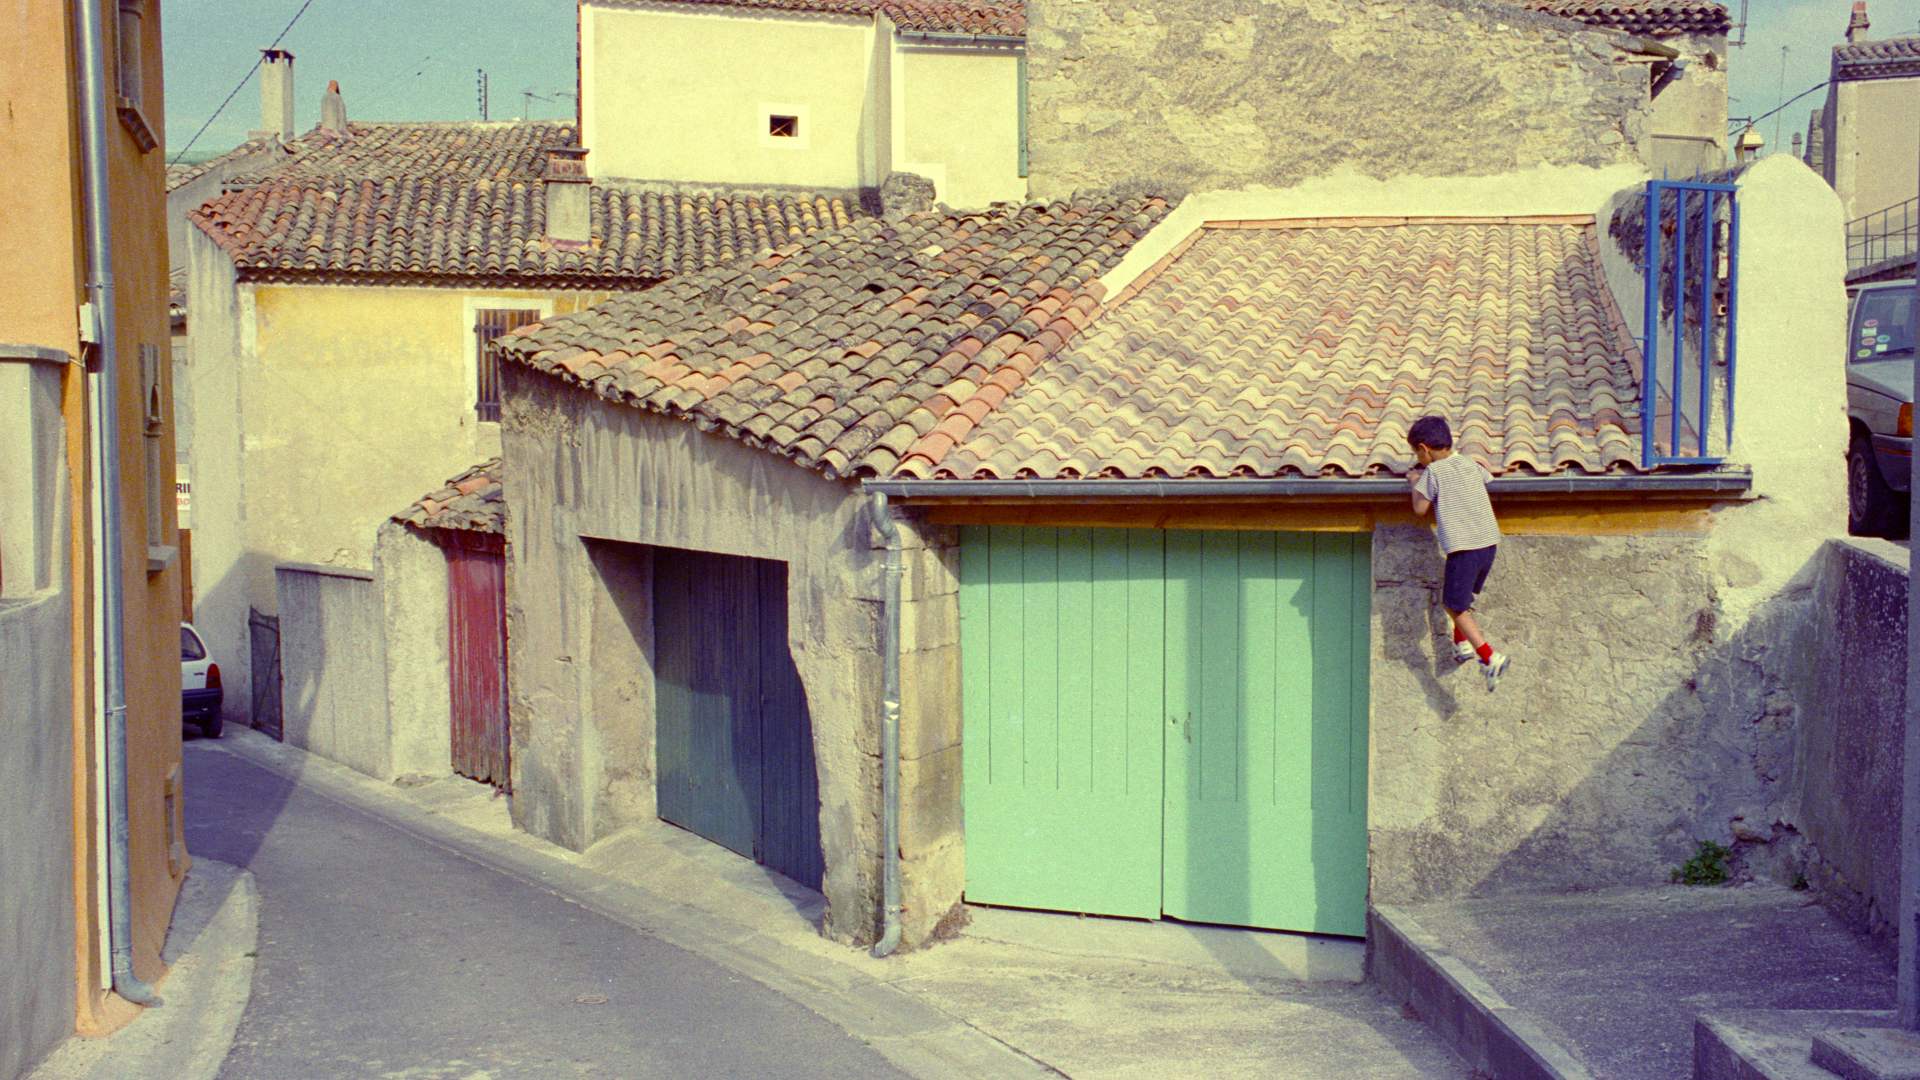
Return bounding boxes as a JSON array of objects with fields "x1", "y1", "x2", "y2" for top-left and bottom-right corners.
[
  {"x1": 1452, "y1": 640, "x2": 1477, "y2": 664},
  {"x1": 1483, "y1": 652, "x2": 1510, "y2": 692}
]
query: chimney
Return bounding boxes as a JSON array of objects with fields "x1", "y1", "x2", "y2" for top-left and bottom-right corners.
[
  {"x1": 1847, "y1": 1, "x2": 1871, "y2": 42},
  {"x1": 1792, "y1": 131, "x2": 1804, "y2": 159},
  {"x1": 320, "y1": 79, "x2": 348, "y2": 135},
  {"x1": 258, "y1": 49, "x2": 295, "y2": 143},
  {"x1": 544, "y1": 146, "x2": 591, "y2": 245}
]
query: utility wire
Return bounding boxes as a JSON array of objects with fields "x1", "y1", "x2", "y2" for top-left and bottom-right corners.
[
  {"x1": 167, "y1": 0, "x2": 319, "y2": 167},
  {"x1": 1729, "y1": 79, "x2": 1830, "y2": 135}
]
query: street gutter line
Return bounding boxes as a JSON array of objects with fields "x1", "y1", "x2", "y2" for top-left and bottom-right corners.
[{"x1": 202, "y1": 736, "x2": 1056, "y2": 1079}]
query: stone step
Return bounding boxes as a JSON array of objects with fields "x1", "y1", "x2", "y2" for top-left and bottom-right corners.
[{"x1": 1695, "y1": 1010, "x2": 1897, "y2": 1080}]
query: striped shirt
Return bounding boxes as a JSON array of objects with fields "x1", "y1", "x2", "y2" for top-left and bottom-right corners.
[{"x1": 1417, "y1": 454, "x2": 1502, "y2": 554}]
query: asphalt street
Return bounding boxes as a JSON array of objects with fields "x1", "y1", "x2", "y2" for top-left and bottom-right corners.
[{"x1": 184, "y1": 742, "x2": 905, "y2": 1079}]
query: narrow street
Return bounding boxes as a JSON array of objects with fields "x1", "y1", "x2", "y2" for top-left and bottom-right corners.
[{"x1": 183, "y1": 742, "x2": 904, "y2": 1079}]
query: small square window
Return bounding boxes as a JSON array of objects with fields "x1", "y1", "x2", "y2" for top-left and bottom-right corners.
[{"x1": 769, "y1": 114, "x2": 800, "y2": 139}]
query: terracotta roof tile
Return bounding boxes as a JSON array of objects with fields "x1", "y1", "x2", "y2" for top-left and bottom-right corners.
[
  {"x1": 229, "y1": 121, "x2": 573, "y2": 185},
  {"x1": 497, "y1": 198, "x2": 1168, "y2": 478},
  {"x1": 395, "y1": 458, "x2": 504, "y2": 533},
  {"x1": 1521, "y1": 0, "x2": 1730, "y2": 36},
  {"x1": 929, "y1": 219, "x2": 1645, "y2": 480},
  {"x1": 166, "y1": 136, "x2": 290, "y2": 192},
  {"x1": 634, "y1": 0, "x2": 1024, "y2": 36},
  {"x1": 1834, "y1": 34, "x2": 1920, "y2": 79}
]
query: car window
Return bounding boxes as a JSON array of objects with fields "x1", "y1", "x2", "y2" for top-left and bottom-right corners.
[
  {"x1": 1854, "y1": 288, "x2": 1916, "y2": 361},
  {"x1": 180, "y1": 626, "x2": 206, "y2": 661}
]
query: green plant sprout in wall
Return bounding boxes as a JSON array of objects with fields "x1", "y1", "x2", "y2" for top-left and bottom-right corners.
[{"x1": 1670, "y1": 840, "x2": 1732, "y2": 886}]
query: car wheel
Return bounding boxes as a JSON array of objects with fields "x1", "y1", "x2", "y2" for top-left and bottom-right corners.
[
  {"x1": 1849, "y1": 435, "x2": 1905, "y2": 537},
  {"x1": 199, "y1": 712, "x2": 224, "y2": 739}
]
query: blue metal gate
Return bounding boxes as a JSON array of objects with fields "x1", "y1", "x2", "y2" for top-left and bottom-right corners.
[{"x1": 1640, "y1": 179, "x2": 1740, "y2": 467}]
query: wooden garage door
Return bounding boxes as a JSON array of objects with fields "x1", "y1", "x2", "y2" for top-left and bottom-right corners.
[
  {"x1": 653, "y1": 548, "x2": 824, "y2": 892},
  {"x1": 960, "y1": 526, "x2": 1371, "y2": 937}
]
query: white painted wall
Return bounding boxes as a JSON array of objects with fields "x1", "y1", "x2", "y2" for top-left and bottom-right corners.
[
  {"x1": 893, "y1": 43, "x2": 1027, "y2": 208},
  {"x1": 582, "y1": 3, "x2": 873, "y2": 187}
]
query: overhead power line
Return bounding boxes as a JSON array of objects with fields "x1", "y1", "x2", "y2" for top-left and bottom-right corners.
[
  {"x1": 1729, "y1": 79, "x2": 1831, "y2": 135},
  {"x1": 167, "y1": 0, "x2": 320, "y2": 167}
]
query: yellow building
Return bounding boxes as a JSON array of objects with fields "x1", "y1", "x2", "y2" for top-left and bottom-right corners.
[
  {"x1": 1817, "y1": 2, "x2": 1920, "y2": 277},
  {"x1": 1, "y1": 0, "x2": 187, "y2": 1072}
]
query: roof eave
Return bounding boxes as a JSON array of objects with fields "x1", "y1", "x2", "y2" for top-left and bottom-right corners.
[{"x1": 862, "y1": 469, "x2": 1754, "y2": 500}]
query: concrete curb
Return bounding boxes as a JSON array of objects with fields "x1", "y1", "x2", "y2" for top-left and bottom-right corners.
[
  {"x1": 210, "y1": 729, "x2": 1056, "y2": 1079},
  {"x1": 1368, "y1": 904, "x2": 1594, "y2": 1080},
  {"x1": 29, "y1": 859, "x2": 259, "y2": 1080}
]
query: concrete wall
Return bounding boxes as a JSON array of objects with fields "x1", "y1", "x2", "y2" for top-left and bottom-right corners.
[
  {"x1": 582, "y1": 3, "x2": 873, "y2": 187},
  {"x1": 1826, "y1": 75, "x2": 1920, "y2": 224},
  {"x1": 500, "y1": 365, "x2": 888, "y2": 944},
  {"x1": 893, "y1": 45, "x2": 1026, "y2": 208},
  {"x1": 1793, "y1": 538, "x2": 1906, "y2": 954},
  {"x1": 276, "y1": 564, "x2": 393, "y2": 779},
  {"x1": 374, "y1": 523, "x2": 453, "y2": 780},
  {"x1": 1024, "y1": 0, "x2": 1649, "y2": 199},
  {"x1": 0, "y1": 358, "x2": 75, "y2": 1080}
]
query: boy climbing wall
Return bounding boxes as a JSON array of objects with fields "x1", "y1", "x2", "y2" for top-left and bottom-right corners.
[{"x1": 1405, "y1": 414, "x2": 1511, "y2": 692}]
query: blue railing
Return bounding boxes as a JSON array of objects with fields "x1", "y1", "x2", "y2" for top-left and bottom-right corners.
[{"x1": 1641, "y1": 179, "x2": 1740, "y2": 468}]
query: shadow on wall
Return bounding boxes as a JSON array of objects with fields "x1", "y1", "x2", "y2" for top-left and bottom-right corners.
[{"x1": 1370, "y1": 526, "x2": 1819, "y2": 905}]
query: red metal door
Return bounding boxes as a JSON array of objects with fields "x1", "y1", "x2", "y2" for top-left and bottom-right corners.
[{"x1": 447, "y1": 534, "x2": 509, "y2": 789}]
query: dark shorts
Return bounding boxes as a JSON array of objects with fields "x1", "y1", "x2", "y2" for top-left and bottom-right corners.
[{"x1": 1442, "y1": 545, "x2": 1497, "y2": 613}]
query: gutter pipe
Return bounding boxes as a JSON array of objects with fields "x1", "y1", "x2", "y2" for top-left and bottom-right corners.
[
  {"x1": 895, "y1": 30, "x2": 1024, "y2": 47},
  {"x1": 869, "y1": 492, "x2": 904, "y2": 959},
  {"x1": 76, "y1": 0, "x2": 162, "y2": 1008},
  {"x1": 861, "y1": 471, "x2": 1753, "y2": 500}
]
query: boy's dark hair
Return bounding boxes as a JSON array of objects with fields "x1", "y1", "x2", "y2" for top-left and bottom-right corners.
[{"x1": 1408, "y1": 415, "x2": 1453, "y2": 450}]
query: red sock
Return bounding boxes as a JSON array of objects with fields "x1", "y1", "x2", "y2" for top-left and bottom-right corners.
[
  {"x1": 1477, "y1": 642, "x2": 1495, "y2": 664},
  {"x1": 1452, "y1": 626, "x2": 1468, "y2": 644}
]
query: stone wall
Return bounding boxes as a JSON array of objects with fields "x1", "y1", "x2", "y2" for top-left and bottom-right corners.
[
  {"x1": 1794, "y1": 538, "x2": 1907, "y2": 954},
  {"x1": 500, "y1": 365, "x2": 889, "y2": 944},
  {"x1": 1025, "y1": 0, "x2": 1649, "y2": 198}
]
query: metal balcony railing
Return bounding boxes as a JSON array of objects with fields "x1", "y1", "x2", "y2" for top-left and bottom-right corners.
[{"x1": 1848, "y1": 196, "x2": 1919, "y2": 274}]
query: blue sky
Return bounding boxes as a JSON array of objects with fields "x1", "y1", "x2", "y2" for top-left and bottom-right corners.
[{"x1": 162, "y1": 0, "x2": 1920, "y2": 161}]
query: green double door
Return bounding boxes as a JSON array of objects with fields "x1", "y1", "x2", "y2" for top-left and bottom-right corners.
[{"x1": 960, "y1": 526, "x2": 1370, "y2": 937}]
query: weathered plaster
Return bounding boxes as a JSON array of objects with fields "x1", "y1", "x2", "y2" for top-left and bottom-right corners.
[
  {"x1": 375, "y1": 523, "x2": 453, "y2": 779},
  {"x1": 1025, "y1": 0, "x2": 1650, "y2": 199},
  {"x1": 500, "y1": 366, "x2": 887, "y2": 944},
  {"x1": 276, "y1": 564, "x2": 393, "y2": 779},
  {"x1": 1644, "y1": 31, "x2": 1730, "y2": 177}
]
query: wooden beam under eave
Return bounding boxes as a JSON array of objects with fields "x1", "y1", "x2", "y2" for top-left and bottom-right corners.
[{"x1": 915, "y1": 498, "x2": 1718, "y2": 535}]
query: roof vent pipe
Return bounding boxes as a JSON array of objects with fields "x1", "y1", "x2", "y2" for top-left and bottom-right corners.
[
  {"x1": 320, "y1": 79, "x2": 347, "y2": 134},
  {"x1": 258, "y1": 48, "x2": 294, "y2": 143},
  {"x1": 544, "y1": 145, "x2": 591, "y2": 245}
]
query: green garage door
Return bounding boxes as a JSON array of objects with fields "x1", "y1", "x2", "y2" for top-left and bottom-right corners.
[{"x1": 960, "y1": 526, "x2": 1370, "y2": 937}]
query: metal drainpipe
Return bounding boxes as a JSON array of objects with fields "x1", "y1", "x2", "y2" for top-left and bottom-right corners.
[
  {"x1": 869, "y1": 492, "x2": 904, "y2": 959},
  {"x1": 75, "y1": 0, "x2": 162, "y2": 1008}
]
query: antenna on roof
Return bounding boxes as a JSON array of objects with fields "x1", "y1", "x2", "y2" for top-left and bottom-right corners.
[{"x1": 1731, "y1": 0, "x2": 1749, "y2": 47}]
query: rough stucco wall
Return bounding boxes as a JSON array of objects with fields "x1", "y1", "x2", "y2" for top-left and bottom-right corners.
[
  {"x1": 1645, "y1": 31, "x2": 1730, "y2": 177},
  {"x1": 1794, "y1": 538, "x2": 1906, "y2": 954},
  {"x1": 1832, "y1": 76, "x2": 1920, "y2": 223},
  {"x1": 501, "y1": 366, "x2": 884, "y2": 944},
  {"x1": 1025, "y1": 0, "x2": 1648, "y2": 198},
  {"x1": 375, "y1": 523, "x2": 452, "y2": 778},
  {"x1": 583, "y1": 539, "x2": 657, "y2": 828},
  {"x1": 276, "y1": 565, "x2": 394, "y2": 779},
  {"x1": 0, "y1": 366, "x2": 75, "y2": 1080},
  {"x1": 893, "y1": 517, "x2": 964, "y2": 942}
]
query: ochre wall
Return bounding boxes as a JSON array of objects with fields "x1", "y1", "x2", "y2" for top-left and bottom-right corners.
[
  {"x1": 583, "y1": 4, "x2": 871, "y2": 187},
  {"x1": 1, "y1": 0, "x2": 186, "y2": 1046},
  {"x1": 1831, "y1": 76, "x2": 1920, "y2": 224}
]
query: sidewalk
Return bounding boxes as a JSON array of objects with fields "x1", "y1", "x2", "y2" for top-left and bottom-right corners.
[
  {"x1": 216, "y1": 727, "x2": 1468, "y2": 1079},
  {"x1": 29, "y1": 858, "x2": 258, "y2": 1080}
]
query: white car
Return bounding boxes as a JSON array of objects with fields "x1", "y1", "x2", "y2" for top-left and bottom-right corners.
[{"x1": 181, "y1": 622, "x2": 223, "y2": 738}]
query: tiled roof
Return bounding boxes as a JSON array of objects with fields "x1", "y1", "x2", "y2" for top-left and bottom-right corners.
[
  {"x1": 495, "y1": 198, "x2": 1169, "y2": 478},
  {"x1": 1834, "y1": 35, "x2": 1920, "y2": 79},
  {"x1": 628, "y1": 0, "x2": 1024, "y2": 36},
  {"x1": 189, "y1": 120, "x2": 866, "y2": 286},
  {"x1": 166, "y1": 136, "x2": 288, "y2": 192},
  {"x1": 191, "y1": 180, "x2": 860, "y2": 287},
  {"x1": 917, "y1": 218, "x2": 1643, "y2": 480},
  {"x1": 228, "y1": 122, "x2": 574, "y2": 185},
  {"x1": 1521, "y1": 0, "x2": 1731, "y2": 36},
  {"x1": 395, "y1": 458, "x2": 504, "y2": 533}
]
